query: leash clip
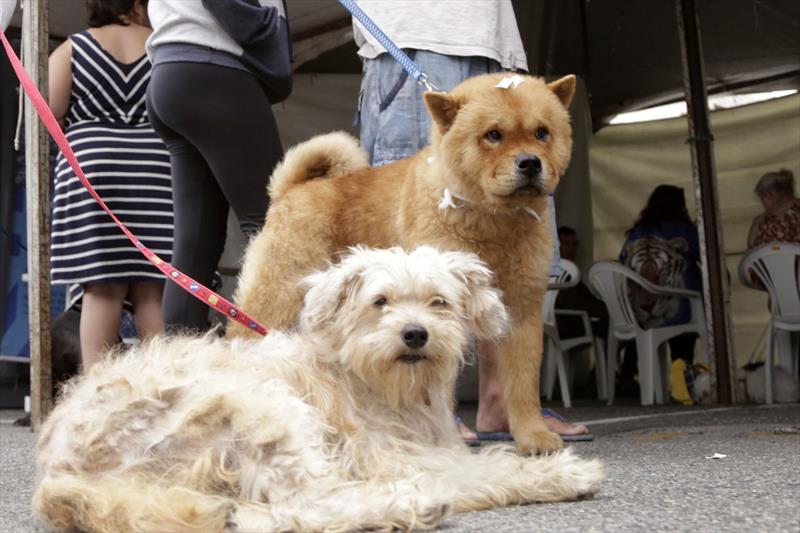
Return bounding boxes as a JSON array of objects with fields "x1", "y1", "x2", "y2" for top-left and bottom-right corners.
[{"x1": 417, "y1": 73, "x2": 439, "y2": 93}]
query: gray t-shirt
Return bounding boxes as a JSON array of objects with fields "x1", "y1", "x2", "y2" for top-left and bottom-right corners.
[
  {"x1": 146, "y1": 0, "x2": 285, "y2": 60},
  {"x1": 353, "y1": 0, "x2": 528, "y2": 71}
]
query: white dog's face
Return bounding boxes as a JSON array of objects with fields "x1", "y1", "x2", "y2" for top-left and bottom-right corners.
[{"x1": 300, "y1": 246, "x2": 508, "y2": 408}]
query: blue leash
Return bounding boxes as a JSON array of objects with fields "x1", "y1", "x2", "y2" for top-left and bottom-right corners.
[{"x1": 338, "y1": 0, "x2": 439, "y2": 92}]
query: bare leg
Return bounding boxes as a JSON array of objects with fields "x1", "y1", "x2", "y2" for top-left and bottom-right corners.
[
  {"x1": 79, "y1": 282, "x2": 127, "y2": 371},
  {"x1": 469, "y1": 340, "x2": 588, "y2": 438},
  {"x1": 475, "y1": 340, "x2": 509, "y2": 433},
  {"x1": 129, "y1": 281, "x2": 165, "y2": 339}
]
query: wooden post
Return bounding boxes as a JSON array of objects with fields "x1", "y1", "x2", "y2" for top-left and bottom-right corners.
[
  {"x1": 22, "y1": 0, "x2": 52, "y2": 429},
  {"x1": 675, "y1": 0, "x2": 736, "y2": 403}
]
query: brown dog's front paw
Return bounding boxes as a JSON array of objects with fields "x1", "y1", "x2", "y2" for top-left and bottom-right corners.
[{"x1": 515, "y1": 429, "x2": 564, "y2": 455}]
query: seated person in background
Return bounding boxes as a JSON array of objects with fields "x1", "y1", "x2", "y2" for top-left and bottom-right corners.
[
  {"x1": 747, "y1": 168, "x2": 800, "y2": 249},
  {"x1": 555, "y1": 226, "x2": 609, "y2": 339},
  {"x1": 617, "y1": 185, "x2": 702, "y2": 395}
]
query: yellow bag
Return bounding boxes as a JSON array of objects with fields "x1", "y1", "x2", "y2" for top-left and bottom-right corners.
[{"x1": 670, "y1": 359, "x2": 693, "y2": 405}]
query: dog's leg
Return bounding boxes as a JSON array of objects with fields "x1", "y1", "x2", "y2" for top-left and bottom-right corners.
[
  {"x1": 227, "y1": 203, "x2": 336, "y2": 338},
  {"x1": 499, "y1": 314, "x2": 564, "y2": 455},
  {"x1": 232, "y1": 479, "x2": 451, "y2": 532},
  {"x1": 34, "y1": 473, "x2": 234, "y2": 533},
  {"x1": 441, "y1": 447, "x2": 604, "y2": 512}
]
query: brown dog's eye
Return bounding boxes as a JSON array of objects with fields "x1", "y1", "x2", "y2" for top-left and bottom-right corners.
[
  {"x1": 430, "y1": 297, "x2": 447, "y2": 307},
  {"x1": 485, "y1": 130, "x2": 502, "y2": 142},
  {"x1": 373, "y1": 296, "x2": 387, "y2": 307},
  {"x1": 535, "y1": 127, "x2": 549, "y2": 141}
]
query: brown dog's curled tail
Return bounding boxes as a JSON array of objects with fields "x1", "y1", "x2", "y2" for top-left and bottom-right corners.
[{"x1": 268, "y1": 131, "x2": 369, "y2": 201}]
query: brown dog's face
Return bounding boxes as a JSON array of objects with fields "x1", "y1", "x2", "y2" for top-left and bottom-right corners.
[{"x1": 424, "y1": 74, "x2": 575, "y2": 213}]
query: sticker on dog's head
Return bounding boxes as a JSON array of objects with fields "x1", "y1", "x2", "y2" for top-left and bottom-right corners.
[{"x1": 495, "y1": 74, "x2": 525, "y2": 89}]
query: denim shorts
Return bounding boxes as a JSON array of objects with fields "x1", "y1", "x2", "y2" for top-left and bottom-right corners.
[{"x1": 356, "y1": 50, "x2": 561, "y2": 276}]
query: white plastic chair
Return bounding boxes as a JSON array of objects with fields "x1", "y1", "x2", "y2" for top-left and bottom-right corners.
[
  {"x1": 587, "y1": 261, "x2": 708, "y2": 406},
  {"x1": 737, "y1": 243, "x2": 800, "y2": 404},
  {"x1": 542, "y1": 260, "x2": 608, "y2": 407}
]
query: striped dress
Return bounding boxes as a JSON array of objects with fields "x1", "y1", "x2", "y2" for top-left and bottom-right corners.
[{"x1": 51, "y1": 31, "x2": 173, "y2": 302}]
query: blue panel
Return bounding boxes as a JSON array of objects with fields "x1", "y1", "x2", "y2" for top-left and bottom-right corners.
[{"x1": 1, "y1": 186, "x2": 66, "y2": 361}]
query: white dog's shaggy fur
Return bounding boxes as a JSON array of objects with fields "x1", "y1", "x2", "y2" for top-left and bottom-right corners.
[{"x1": 34, "y1": 247, "x2": 604, "y2": 532}]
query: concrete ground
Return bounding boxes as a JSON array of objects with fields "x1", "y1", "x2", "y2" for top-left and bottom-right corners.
[{"x1": 2, "y1": 401, "x2": 798, "y2": 532}]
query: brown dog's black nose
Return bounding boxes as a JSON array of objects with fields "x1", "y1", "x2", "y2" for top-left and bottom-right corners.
[
  {"x1": 401, "y1": 325, "x2": 428, "y2": 349},
  {"x1": 515, "y1": 155, "x2": 542, "y2": 179}
]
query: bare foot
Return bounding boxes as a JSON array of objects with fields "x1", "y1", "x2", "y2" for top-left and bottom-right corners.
[
  {"x1": 543, "y1": 415, "x2": 589, "y2": 436},
  {"x1": 458, "y1": 420, "x2": 478, "y2": 441},
  {"x1": 475, "y1": 401, "x2": 590, "y2": 437},
  {"x1": 475, "y1": 389, "x2": 509, "y2": 433}
]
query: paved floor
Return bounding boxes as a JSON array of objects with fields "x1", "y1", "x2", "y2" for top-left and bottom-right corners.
[{"x1": 2, "y1": 402, "x2": 799, "y2": 532}]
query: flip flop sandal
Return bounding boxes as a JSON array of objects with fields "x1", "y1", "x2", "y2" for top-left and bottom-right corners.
[
  {"x1": 475, "y1": 410, "x2": 595, "y2": 442},
  {"x1": 475, "y1": 430, "x2": 514, "y2": 442}
]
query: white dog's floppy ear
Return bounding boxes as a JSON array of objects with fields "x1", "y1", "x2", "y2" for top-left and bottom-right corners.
[
  {"x1": 424, "y1": 91, "x2": 461, "y2": 133},
  {"x1": 444, "y1": 251, "x2": 508, "y2": 340},
  {"x1": 546, "y1": 74, "x2": 577, "y2": 109},
  {"x1": 300, "y1": 250, "x2": 367, "y2": 330}
]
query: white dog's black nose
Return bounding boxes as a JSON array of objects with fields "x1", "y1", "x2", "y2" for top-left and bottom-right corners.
[
  {"x1": 401, "y1": 325, "x2": 428, "y2": 349},
  {"x1": 515, "y1": 154, "x2": 542, "y2": 179}
]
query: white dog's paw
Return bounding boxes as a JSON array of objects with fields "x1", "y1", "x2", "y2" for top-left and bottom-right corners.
[
  {"x1": 543, "y1": 448, "x2": 605, "y2": 500},
  {"x1": 380, "y1": 489, "x2": 452, "y2": 530},
  {"x1": 572, "y1": 457, "x2": 605, "y2": 499},
  {"x1": 412, "y1": 499, "x2": 451, "y2": 529}
]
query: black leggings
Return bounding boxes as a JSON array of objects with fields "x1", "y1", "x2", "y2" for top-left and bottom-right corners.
[{"x1": 146, "y1": 62, "x2": 283, "y2": 333}]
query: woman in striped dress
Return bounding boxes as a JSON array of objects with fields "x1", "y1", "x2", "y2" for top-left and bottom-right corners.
[{"x1": 48, "y1": 0, "x2": 172, "y2": 370}]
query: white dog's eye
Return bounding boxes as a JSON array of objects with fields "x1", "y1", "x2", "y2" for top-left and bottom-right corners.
[
  {"x1": 430, "y1": 297, "x2": 448, "y2": 307},
  {"x1": 373, "y1": 296, "x2": 388, "y2": 307}
]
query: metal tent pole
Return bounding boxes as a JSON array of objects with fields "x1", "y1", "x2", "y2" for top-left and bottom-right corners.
[{"x1": 675, "y1": 0, "x2": 736, "y2": 403}]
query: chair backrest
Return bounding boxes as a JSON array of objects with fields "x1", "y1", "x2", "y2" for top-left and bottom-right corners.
[
  {"x1": 542, "y1": 259, "x2": 580, "y2": 327},
  {"x1": 586, "y1": 261, "x2": 641, "y2": 337},
  {"x1": 738, "y1": 243, "x2": 800, "y2": 322}
]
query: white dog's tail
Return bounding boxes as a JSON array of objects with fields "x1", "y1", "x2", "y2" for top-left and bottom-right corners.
[
  {"x1": 269, "y1": 131, "x2": 369, "y2": 201},
  {"x1": 34, "y1": 474, "x2": 234, "y2": 533}
]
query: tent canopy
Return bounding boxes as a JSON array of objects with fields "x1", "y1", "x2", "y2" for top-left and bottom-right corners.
[
  {"x1": 9, "y1": 0, "x2": 800, "y2": 126},
  {"x1": 516, "y1": 0, "x2": 800, "y2": 126}
]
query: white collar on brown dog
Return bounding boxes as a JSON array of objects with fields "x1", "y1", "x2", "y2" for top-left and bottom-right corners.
[
  {"x1": 438, "y1": 188, "x2": 467, "y2": 210},
  {"x1": 437, "y1": 187, "x2": 542, "y2": 222},
  {"x1": 430, "y1": 156, "x2": 542, "y2": 222}
]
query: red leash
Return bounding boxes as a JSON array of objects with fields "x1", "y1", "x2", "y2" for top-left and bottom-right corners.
[{"x1": 1, "y1": 30, "x2": 268, "y2": 336}]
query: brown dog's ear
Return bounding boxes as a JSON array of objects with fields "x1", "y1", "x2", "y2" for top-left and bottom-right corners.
[
  {"x1": 547, "y1": 75, "x2": 577, "y2": 109},
  {"x1": 424, "y1": 91, "x2": 461, "y2": 133}
]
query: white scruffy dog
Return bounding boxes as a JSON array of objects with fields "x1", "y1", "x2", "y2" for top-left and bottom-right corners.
[{"x1": 34, "y1": 246, "x2": 604, "y2": 533}]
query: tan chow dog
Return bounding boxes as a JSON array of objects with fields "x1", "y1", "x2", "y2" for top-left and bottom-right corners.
[
  {"x1": 230, "y1": 73, "x2": 576, "y2": 455},
  {"x1": 35, "y1": 247, "x2": 603, "y2": 532}
]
